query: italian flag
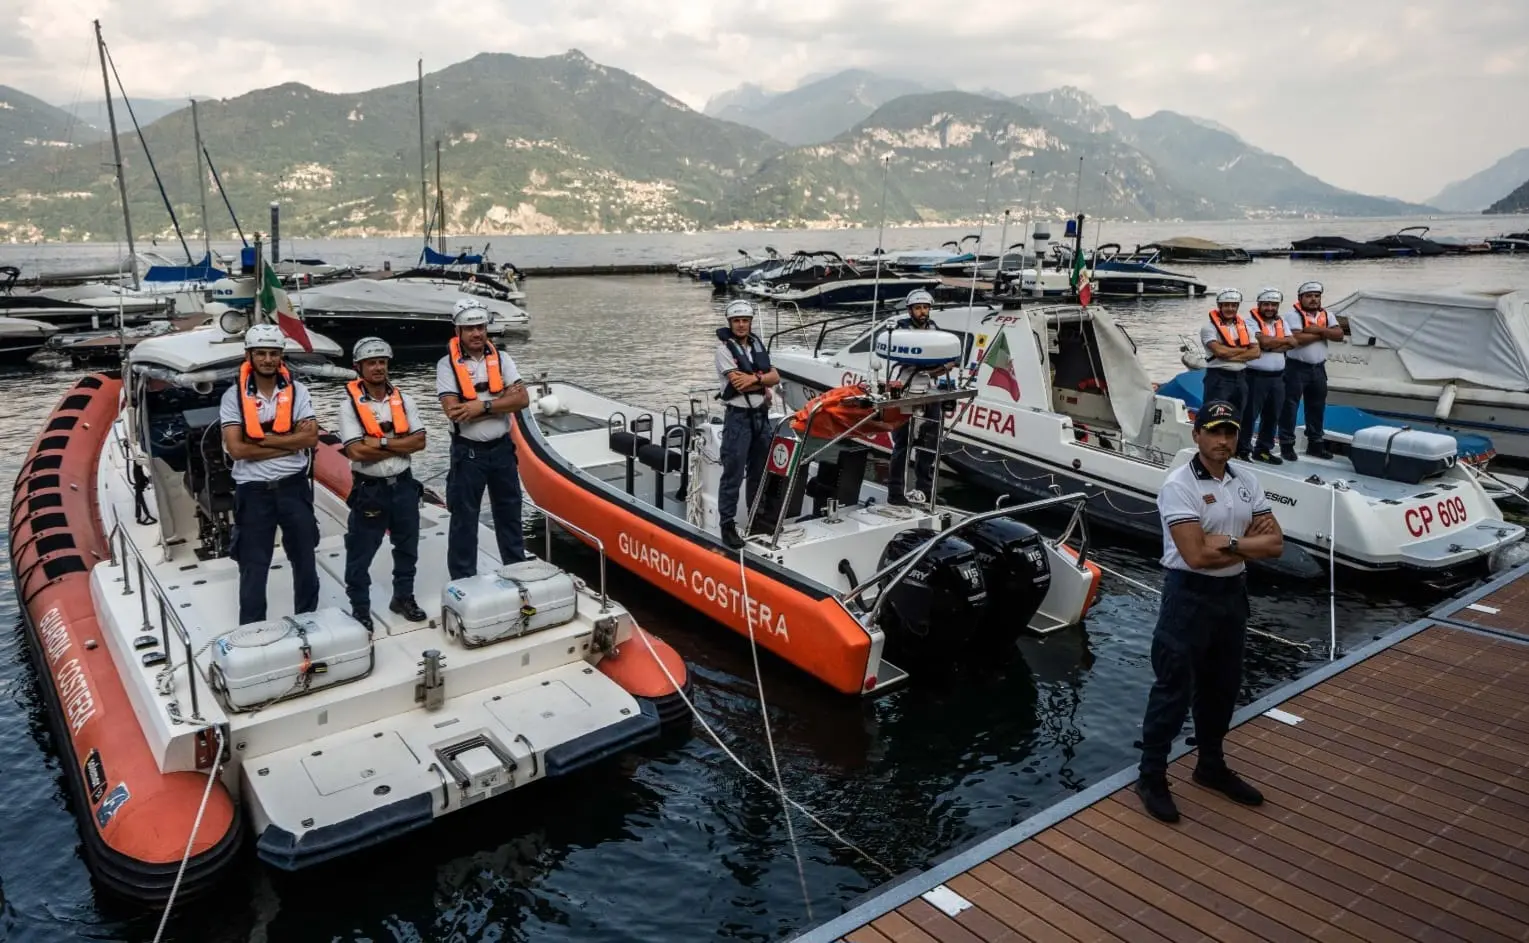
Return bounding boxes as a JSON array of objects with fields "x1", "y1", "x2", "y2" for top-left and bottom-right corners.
[
  {"x1": 260, "y1": 261, "x2": 313, "y2": 352},
  {"x1": 1070, "y1": 246, "x2": 1092, "y2": 305},
  {"x1": 983, "y1": 330, "x2": 1021, "y2": 401}
]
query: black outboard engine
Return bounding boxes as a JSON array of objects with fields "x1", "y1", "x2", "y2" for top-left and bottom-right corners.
[
  {"x1": 875, "y1": 528, "x2": 987, "y2": 648},
  {"x1": 963, "y1": 518, "x2": 1051, "y2": 643}
]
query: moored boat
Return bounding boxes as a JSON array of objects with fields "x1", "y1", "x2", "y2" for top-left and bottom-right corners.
[
  {"x1": 9, "y1": 319, "x2": 688, "y2": 902},
  {"x1": 510, "y1": 348, "x2": 1102, "y2": 697}
]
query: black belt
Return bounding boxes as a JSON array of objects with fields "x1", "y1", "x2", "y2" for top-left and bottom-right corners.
[
  {"x1": 451, "y1": 434, "x2": 511, "y2": 449},
  {"x1": 238, "y1": 472, "x2": 309, "y2": 491},
  {"x1": 1164, "y1": 568, "x2": 1246, "y2": 595},
  {"x1": 354, "y1": 469, "x2": 414, "y2": 487}
]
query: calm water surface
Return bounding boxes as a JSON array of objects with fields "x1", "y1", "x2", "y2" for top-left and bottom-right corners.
[{"x1": 2, "y1": 218, "x2": 1525, "y2": 942}]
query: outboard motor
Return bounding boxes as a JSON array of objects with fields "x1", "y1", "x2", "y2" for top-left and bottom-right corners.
[
  {"x1": 963, "y1": 517, "x2": 1051, "y2": 642},
  {"x1": 875, "y1": 528, "x2": 987, "y2": 649}
]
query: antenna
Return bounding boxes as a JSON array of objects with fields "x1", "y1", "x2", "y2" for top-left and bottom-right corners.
[
  {"x1": 868, "y1": 154, "x2": 891, "y2": 390},
  {"x1": 418, "y1": 59, "x2": 429, "y2": 245},
  {"x1": 965, "y1": 160, "x2": 996, "y2": 313}
]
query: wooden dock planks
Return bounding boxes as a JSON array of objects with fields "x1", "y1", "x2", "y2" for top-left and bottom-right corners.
[{"x1": 797, "y1": 618, "x2": 1529, "y2": 943}]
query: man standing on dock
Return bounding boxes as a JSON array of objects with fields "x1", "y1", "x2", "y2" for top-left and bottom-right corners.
[
  {"x1": 1136, "y1": 400, "x2": 1283, "y2": 824},
  {"x1": 220, "y1": 324, "x2": 321, "y2": 626},
  {"x1": 439, "y1": 298, "x2": 528, "y2": 578},
  {"x1": 715, "y1": 299, "x2": 779, "y2": 549},
  {"x1": 1239, "y1": 288, "x2": 1299, "y2": 464},
  {"x1": 1280, "y1": 281, "x2": 1342, "y2": 461},
  {"x1": 340, "y1": 337, "x2": 429, "y2": 632},
  {"x1": 1200, "y1": 289, "x2": 1261, "y2": 421}
]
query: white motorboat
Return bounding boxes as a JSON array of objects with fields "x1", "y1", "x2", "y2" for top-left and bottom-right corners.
[
  {"x1": 289, "y1": 278, "x2": 531, "y2": 347},
  {"x1": 6, "y1": 319, "x2": 689, "y2": 896},
  {"x1": 769, "y1": 304, "x2": 1527, "y2": 585},
  {"x1": 0, "y1": 315, "x2": 58, "y2": 363},
  {"x1": 1321, "y1": 289, "x2": 1529, "y2": 467}
]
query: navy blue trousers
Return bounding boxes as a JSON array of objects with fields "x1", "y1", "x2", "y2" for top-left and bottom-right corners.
[
  {"x1": 719, "y1": 406, "x2": 772, "y2": 527},
  {"x1": 1138, "y1": 569, "x2": 1248, "y2": 777},
  {"x1": 447, "y1": 437, "x2": 525, "y2": 579},
  {"x1": 888, "y1": 403, "x2": 941, "y2": 498},
  {"x1": 1238, "y1": 369, "x2": 1285, "y2": 454},
  {"x1": 1202, "y1": 368, "x2": 1247, "y2": 417},
  {"x1": 344, "y1": 471, "x2": 421, "y2": 613},
  {"x1": 1280, "y1": 360, "x2": 1328, "y2": 447},
  {"x1": 231, "y1": 474, "x2": 320, "y2": 626}
]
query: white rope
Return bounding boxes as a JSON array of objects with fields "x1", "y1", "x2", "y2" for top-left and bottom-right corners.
[
  {"x1": 1328, "y1": 482, "x2": 1339, "y2": 661},
  {"x1": 631, "y1": 629, "x2": 895, "y2": 878},
  {"x1": 737, "y1": 544, "x2": 812, "y2": 920},
  {"x1": 152, "y1": 724, "x2": 225, "y2": 943}
]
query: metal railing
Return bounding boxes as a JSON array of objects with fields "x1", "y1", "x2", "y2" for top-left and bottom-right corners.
[
  {"x1": 107, "y1": 511, "x2": 205, "y2": 722},
  {"x1": 766, "y1": 310, "x2": 883, "y2": 357},
  {"x1": 537, "y1": 506, "x2": 611, "y2": 613}
]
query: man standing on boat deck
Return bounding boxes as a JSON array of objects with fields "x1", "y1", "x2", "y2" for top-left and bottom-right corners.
[
  {"x1": 340, "y1": 337, "x2": 429, "y2": 632},
  {"x1": 1279, "y1": 281, "x2": 1343, "y2": 461},
  {"x1": 439, "y1": 298, "x2": 528, "y2": 578},
  {"x1": 715, "y1": 298, "x2": 779, "y2": 550},
  {"x1": 1136, "y1": 400, "x2": 1283, "y2": 824},
  {"x1": 886, "y1": 288, "x2": 942, "y2": 506},
  {"x1": 220, "y1": 324, "x2": 320, "y2": 626},
  {"x1": 1239, "y1": 288, "x2": 1299, "y2": 464},
  {"x1": 1199, "y1": 289, "x2": 1260, "y2": 424}
]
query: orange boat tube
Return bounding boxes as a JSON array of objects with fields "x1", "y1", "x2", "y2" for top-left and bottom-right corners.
[
  {"x1": 10, "y1": 374, "x2": 243, "y2": 902},
  {"x1": 512, "y1": 412, "x2": 882, "y2": 696}
]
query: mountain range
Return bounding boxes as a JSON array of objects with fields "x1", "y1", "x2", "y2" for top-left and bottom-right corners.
[
  {"x1": 0, "y1": 57, "x2": 1451, "y2": 242},
  {"x1": 1486, "y1": 178, "x2": 1529, "y2": 215},
  {"x1": 1429, "y1": 148, "x2": 1529, "y2": 212}
]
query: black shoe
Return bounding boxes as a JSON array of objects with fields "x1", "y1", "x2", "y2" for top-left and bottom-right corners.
[
  {"x1": 1306, "y1": 441, "x2": 1333, "y2": 460},
  {"x1": 390, "y1": 596, "x2": 427, "y2": 622},
  {"x1": 1193, "y1": 764, "x2": 1264, "y2": 806},
  {"x1": 1135, "y1": 774, "x2": 1180, "y2": 823},
  {"x1": 1279, "y1": 444, "x2": 1298, "y2": 462},
  {"x1": 351, "y1": 607, "x2": 373, "y2": 633},
  {"x1": 886, "y1": 492, "x2": 910, "y2": 507},
  {"x1": 1252, "y1": 450, "x2": 1283, "y2": 465},
  {"x1": 720, "y1": 521, "x2": 745, "y2": 550},
  {"x1": 1235, "y1": 450, "x2": 1251, "y2": 462}
]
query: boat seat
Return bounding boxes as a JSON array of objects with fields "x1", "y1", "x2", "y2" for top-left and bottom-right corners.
[
  {"x1": 609, "y1": 429, "x2": 650, "y2": 456},
  {"x1": 184, "y1": 424, "x2": 236, "y2": 556},
  {"x1": 636, "y1": 442, "x2": 684, "y2": 473}
]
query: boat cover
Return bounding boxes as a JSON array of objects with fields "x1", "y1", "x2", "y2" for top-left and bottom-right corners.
[
  {"x1": 144, "y1": 252, "x2": 225, "y2": 283},
  {"x1": 1328, "y1": 289, "x2": 1529, "y2": 391},
  {"x1": 294, "y1": 278, "x2": 523, "y2": 318},
  {"x1": 1081, "y1": 307, "x2": 1157, "y2": 444},
  {"x1": 423, "y1": 246, "x2": 484, "y2": 266}
]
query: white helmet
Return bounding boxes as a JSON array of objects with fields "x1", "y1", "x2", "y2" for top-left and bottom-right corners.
[
  {"x1": 1298, "y1": 281, "x2": 1324, "y2": 296},
  {"x1": 1216, "y1": 288, "x2": 1243, "y2": 305},
  {"x1": 906, "y1": 289, "x2": 934, "y2": 308},
  {"x1": 353, "y1": 336, "x2": 393, "y2": 363},
  {"x1": 244, "y1": 323, "x2": 286, "y2": 351},
  {"x1": 452, "y1": 297, "x2": 491, "y2": 327},
  {"x1": 1256, "y1": 288, "x2": 1283, "y2": 304},
  {"x1": 724, "y1": 299, "x2": 757, "y2": 321}
]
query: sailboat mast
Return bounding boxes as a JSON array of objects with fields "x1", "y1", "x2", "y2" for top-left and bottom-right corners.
[
  {"x1": 95, "y1": 20, "x2": 139, "y2": 290},
  {"x1": 417, "y1": 60, "x2": 429, "y2": 242},
  {"x1": 191, "y1": 99, "x2": 211, "y2": 259},
  {"x1": 435, "y1": 138, "x2": 446, "y2": 253}
]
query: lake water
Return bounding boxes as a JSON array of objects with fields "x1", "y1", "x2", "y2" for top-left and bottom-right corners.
[{"x1": 1, "y1": 215, "x2": 1526, "y2": 942}]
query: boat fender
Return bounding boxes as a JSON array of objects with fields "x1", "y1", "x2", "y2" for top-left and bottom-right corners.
[
  {"x1": 537, "y1": 394, "x2": 562, "y2": 416},
  {"x1": 1435, "y1": 382, "x2": 1457, "y2": 421}
]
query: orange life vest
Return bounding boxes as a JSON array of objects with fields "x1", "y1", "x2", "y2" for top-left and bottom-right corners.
[
  {"x1": 790, "y1": 384, "x2": 909, "y2": 440},
  {"x1": 1208, "y1": 311, "x2": 1252, "y2": 348},
  {"x1": 1294, "y1": 304, "x2": 1329, "y2": 330},
  {"x1": 448, "y1": 336, "x2": 503, "y2": 401},
  {"x1": 346, "y1": 379, "x2": 409, "y2": 437},
  {"x1": 1252, "y1": 312, "x2": 1287, "y2": 338},
  {"x1": 238, "y1": 361, "x2": 294, "y2": 440}
]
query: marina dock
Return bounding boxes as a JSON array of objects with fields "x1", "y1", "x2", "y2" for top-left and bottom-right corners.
[{"x1": 789, "y1": 564, "x2": 1529, "y2": 943}]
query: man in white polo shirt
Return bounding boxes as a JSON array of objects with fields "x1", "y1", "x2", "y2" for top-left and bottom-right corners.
[
  {"x1": 1135, "y1": 400, "x2": 1284, "y2": 824},
  {"x1": 437, "y1": 298, "x2": 529, "y2": 578},
  {"x1": 1279, "y1": 280, "x2": 1344, "y2": 461},
  {"x1": 219, "y1": 324, "x2": 320, "y2": 626},
  {"x1": 339, "y1": 337, "x2": 428, "y2": 632}
]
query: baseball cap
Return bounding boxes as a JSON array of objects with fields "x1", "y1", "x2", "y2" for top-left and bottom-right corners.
[{"x1": 1194, "y1": 400, "x2": 1241, "y2": 431}]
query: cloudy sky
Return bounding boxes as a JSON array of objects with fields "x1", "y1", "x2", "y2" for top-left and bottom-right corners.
[{"x1": 5, "y1": 0, "x2": 1526, "y2": 201}]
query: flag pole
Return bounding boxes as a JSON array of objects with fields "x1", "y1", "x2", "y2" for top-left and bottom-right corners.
[{"x1": 252, "y1": 233, "x2": 265, "y2": 325}]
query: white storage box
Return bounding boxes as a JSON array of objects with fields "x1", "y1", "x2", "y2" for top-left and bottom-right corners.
[
  {"x1": 1350, "y1": 426, "x2": 1457, "y2": 484},
  {"x1": 441, "y1": 559, "x2": 579, "y2": 648},
  {"x1": 210, "y1": 608, "x2": 374, "y2": 711}
]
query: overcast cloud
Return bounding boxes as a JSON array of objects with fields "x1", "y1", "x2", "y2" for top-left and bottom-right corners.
[{"x1": 5, "y1": 0, "x2": 1525, "y2": 201}]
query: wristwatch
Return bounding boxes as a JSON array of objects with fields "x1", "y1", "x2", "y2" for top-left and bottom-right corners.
[
  {"x1": 482, "y1": 398, "x2": 491, "y2": 415},
  {"x1": 1228, "y1": 536, "x2": 1240, "y2": 553},
  {"x1": 378, "y1": 436, "x2": 389, "y2": 450}
]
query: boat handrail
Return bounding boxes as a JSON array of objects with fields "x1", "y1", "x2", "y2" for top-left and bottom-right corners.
[
  {"x1": 536, "y1": 505, "x2": 611, "y2": 613},
  {"x1": 844, "y1": 493, "x2": 1090, "y2": 621},
  {"x1": 106, "y1": 509, "x2": 208, "y2": 723},
  {"x1": 765, "y1": 310, "x2": 884, "y2": 356}
]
